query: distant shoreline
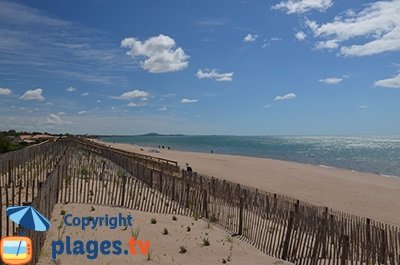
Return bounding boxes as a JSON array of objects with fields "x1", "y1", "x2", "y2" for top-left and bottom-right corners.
[{"x1": 101, "y1": 135, "x2": 400, "y2": 179}]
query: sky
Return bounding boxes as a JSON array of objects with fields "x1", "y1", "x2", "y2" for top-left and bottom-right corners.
[{"x1": 0, "y1": 0, "x2": 399, "y2": 135}]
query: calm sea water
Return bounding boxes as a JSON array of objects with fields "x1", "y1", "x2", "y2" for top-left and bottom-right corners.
[{"x1": 102, "y1": 135, "x2": 400, "y2": 178}]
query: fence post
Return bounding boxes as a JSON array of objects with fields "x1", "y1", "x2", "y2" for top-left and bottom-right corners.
[
  {"x1": 159, "y1": 171, "x2": 163, "y2": 193},
  {"x1": 149, "y1": 170, "x2": 153, "y2": 188},
  {"x1": 185, "y1": 182, "x2": 190, "y2": 209},
  {"x1": 282, "y1": 211, "x2": 295, "y2": 260},
  {"x1": 341, "y1": 234, "x2": 349, "y2": 265},
  {"x1": 311, "y1": 225, "x2": 322, "y2": 264},
  {"x1": 238, "y1": 196, "x2": 244, "y2": 236},
  {"x1": 120, "y1": 175, "x2": 127, "y2": 206},
  {"x1": 322, "y1": 207, "x2": 329, "y2": 258},
  {"x1": 379, "y1": 228, "x2": 387, "y2": 265},
  {"x1": 202, "y1": 189, "x2": 208, "y2": 218},
  {"x1": 8, "y1": 160, "x2": 12, "y2": 185},
  {"x1": 171, "y1": 177, "x2": 175, "y2": 201},
  {"x1": 366, "y1": 218, "x2": 371, "y2": 264},
  {"x1": 100, "y1": 160, "x2": 105, "y2": 181}
]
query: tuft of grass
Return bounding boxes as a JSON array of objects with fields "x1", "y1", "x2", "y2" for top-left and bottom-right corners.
[
  {"x1": 193, "y1": 212, "x2": 200, "y2": 221},
  {"x1": 162, "y1": 228, "x2": 168, "y2": 235},
  {"x1": 202, "y1": 237, "x2": 210, "y2": 246},
  {"x1": 146, "y1": 249, "x2": 157, "y2": 261},
  {"x1": 179, "y1": 246, "x2": 187, "y2": 254},
  {"x1": 90, "y1": 206, "x2": 95, "y2": 212},
  {"x1": 117, "y1": 169, "x2": 125, "y2": 177},
  {"x1": 150, "y1": 218, "x2": 157, "y2": 224},
  {"x1": 172, "y1": 215, "x2": 177, "y2": 221},
  {"x1": 210, "y1": 215, "x2": 218, "y2": 222},
  {"x1": 222, "y1": 258, "x2": 227, "y2": 264},
  {"x1": 60, "y1": 210, "x2": 66, "y2": 216},
  {"x1": 65, "y1": 175, "x2": 72, "y2": 186},
  {"x1": 80, "y1": 167, "x2": 88, "y2": 176},
  {"x1": 186, "y1": 226, "x2": 191, "y2": 232},
  {"x1": 131, "y1": 227, "x2": 141, "y2": 240}
]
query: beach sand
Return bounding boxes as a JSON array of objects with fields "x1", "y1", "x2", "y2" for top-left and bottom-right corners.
[
  {"x1": 37, "y1": 204, "x2": 287, "y2": 265},
  {"x1": 94, "y1": 140, "x2": 400, "y2": 226}
]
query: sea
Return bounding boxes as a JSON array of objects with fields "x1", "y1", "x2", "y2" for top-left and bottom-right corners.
[{"x1": 101, "y1": 135, "x2": 400, "y2": 178}]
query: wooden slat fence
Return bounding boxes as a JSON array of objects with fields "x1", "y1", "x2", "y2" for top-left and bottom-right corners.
[
  {"x1": 71, "y1": 138, "x2": 400, "y2": 265},
  {"x1": 0, "y1": 138, "x2": 399, "y2": 265}
]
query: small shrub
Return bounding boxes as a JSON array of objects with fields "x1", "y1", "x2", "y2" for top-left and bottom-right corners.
[
  {"x1": 222, "y1": 259, "x2": 227, "y2": 264},
  {"x1": 80, "y1": 167, "x2": 88, "y2": 176},
  {"x1": 117, "y1": 169, "x2": 125, "y2": 177},
  {"x1": 162, "y1": 228, "x2": 168, "y2": 235},
  {"x1": 172, "y1": 215, "x2": 177, "y2": 221},
  {"x1": 146, "y1": 249, "x2": 156, "y2": 261},
  {"x1": 60, "y1": 210, "x2": 66, "y2": 216},
  {"x1": 210, "y1": 215, "x2": 218, "y2": 222},
  {"x1": 179, "y1": 246, "x2": 187, "y2": 254},
  {"x1": 90, "y1": 206, "x2": 95, "y2": 212},
  {"x1": 150, "y1": 218, "x2": 157, "y2": 224},
  {"x1": 202, "y1": 237, "x2": 210, "y2": 246},
  {"x1": 186, "y1": 226, "x2": 191, "y2": 232}
]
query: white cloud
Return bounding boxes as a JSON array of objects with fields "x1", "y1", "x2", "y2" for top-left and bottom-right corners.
[
  {"x1": 96, "y1": 100, "x2": 102, "y2": 103},
  {"x1": 159, "y1": 107, "x2": 167, "y2": 111},
  {"x1": 196, "y1": 18, "x2": 229, "y2": 27},
  {"x1": 57, "y1": 112, "x2": 66, "y2": 115},
  {"x1": 272, "y1": 0, "x2": 333, "y2": 14},
  {"x1": 0, "y1": 88, "x2": 12, "y2": 96},
  {"x1": 264, "y1": 104, "x2": 272, "y2": 108},
  {"x1": 274, "y1": 93, "x2": 297, "y2": 101},
  {"x1": 196, "y1": 69, "x2": 234, "y2": 81},
  {"x1": 359, "y1": 105, "x2": 368, "y2": 109},
  {"x1": 315, "y1": 40, "x2": 339, "y2": 50},
  {"x1": 319, "y1": 77, "x2": 343, "y2": 84},
  {"x1": 307, "y1": 1, "x2": 400, "y2": 57},
  {"x1": 374, "y1": 73, "x2": 400, "y2": 88},
  {"x1": 295, "y1": 31, "x2": 307, "y2": 41},
  {"x1": 113, "y1": 90, "x2": 149, "y2": 100},
  {"x1": 20, "y1": 88, "x2": 44, "y2": 101},
  {"x1": 66, "y1": 86, "x2": 76, "y2": 92},
  {"x1": 244, "y1": 33, "x2": 259, "y2": 42},
  {"x1": 45, "y1": 101, "x2": 55, "y2": 106},
  {"x1": 181, "y1": 98, "x2": 198, "y2": 104},
  {"x1": 81, "y1": 92, "x2": 89, "y2": 96},
  {"x1": 46, "y1": 114, "x2": 63, "y2": 125},
  {"x1": 127, "y1": 102, "x2": 146, "y2": 107},
  {"x1": 78, "y1": 111, "x2": 87, "y2": 115},
  {"x1": 121, "y1": 34, "x2": 189, "y2": 73}
]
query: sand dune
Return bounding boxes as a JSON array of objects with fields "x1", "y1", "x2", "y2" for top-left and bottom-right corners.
[
  {"x1": 95, "y1": 140, "x2": 400, "y2": 226},
  {"x1": 38, "y1": 204, "x2": 287, "y2": 265}
]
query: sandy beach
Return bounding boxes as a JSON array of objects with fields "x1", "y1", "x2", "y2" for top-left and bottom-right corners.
[
  {"x1": 95, "y1": 139, "x2": 400, "y2": 226},
  {"x1": 37, "y1": 204, "x2": 288, "y2": 265}
]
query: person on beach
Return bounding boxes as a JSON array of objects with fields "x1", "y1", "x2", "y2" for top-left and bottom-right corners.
[{"x1": 185, "y1": 163, "x2": 192, "y2": 172}]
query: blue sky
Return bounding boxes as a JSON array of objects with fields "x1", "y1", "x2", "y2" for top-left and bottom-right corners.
[{"x1": 0, "y1": 0, "x2": 399, "y2": 135}]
